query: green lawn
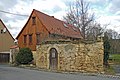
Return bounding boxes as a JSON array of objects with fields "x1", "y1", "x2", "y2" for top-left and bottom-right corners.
[
  {"x1": 109, "y1": 54, "x2": 120, "y2": 60},
  {"x1": 109, "y1": 54, "x2": 120, "y2": 64},
  {"x1": 106, "y1": 54, "x2": 120, "y2": 74}
]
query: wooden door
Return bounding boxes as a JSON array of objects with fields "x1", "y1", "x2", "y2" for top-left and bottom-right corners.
[{"x1": 49, "y1": 48, "x2": 58, "y2": 70}]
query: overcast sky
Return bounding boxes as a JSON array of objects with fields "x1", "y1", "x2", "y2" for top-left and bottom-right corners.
[{"x1": 0, "y1": 0, "x2": 120, "y2": 38}]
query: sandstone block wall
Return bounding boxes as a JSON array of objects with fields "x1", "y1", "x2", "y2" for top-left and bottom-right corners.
[
  {"x1": 36, "y1": 41, "x2": 104, "y2": 72},
  {"x1": 32, "y1": 51, "x2": 37, "y2": 64}
]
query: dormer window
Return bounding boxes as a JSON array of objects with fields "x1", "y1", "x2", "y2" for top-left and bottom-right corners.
[
  {"x1": 63, "y1": 23, "x2": 68, "y2": 28},
  {"x1": 72, "y1": 27, "x2": 77, "y2": 31},
  {"x1": 32, "y1": 17, "x2": 36, "y2": 25}
]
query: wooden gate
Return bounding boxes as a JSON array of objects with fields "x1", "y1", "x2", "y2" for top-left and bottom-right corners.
[
  {"x1": 0, "y1": 53, "x2": 10, "y2": 63},
  {"x1": 49, "y1": 48, "x2": 58, "y2": 70}
]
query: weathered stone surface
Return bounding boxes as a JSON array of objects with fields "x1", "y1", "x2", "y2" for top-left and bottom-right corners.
[
  {"x1": 10, "y1": 47, "x2": 19, "y2": 64},
  {"x1": 36, "y1": 41, "x2": 104, "y2": 73}
]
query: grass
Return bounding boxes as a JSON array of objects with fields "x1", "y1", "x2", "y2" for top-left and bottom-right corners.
[
  {"x1": 106, "y1": 53, "x2": 120, "y2": 75},
  {"x1": 109, "y1": 54, "x2": 120, "y2": 60},
  {"x1": 104, "y1": 66, "x2": 115, "y2": 75},
  {"x1": 104, "y1": 54, "x2": 120, "y2": 74},
  {"x1": 109, "y1": 54, "x2": 120, "y2": 64}
]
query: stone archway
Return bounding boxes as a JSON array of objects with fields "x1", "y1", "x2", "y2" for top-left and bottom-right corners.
[{"x1": 49, "y1": 48, "x2": 58, "y2": 70}]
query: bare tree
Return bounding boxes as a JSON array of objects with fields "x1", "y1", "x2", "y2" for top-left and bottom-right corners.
[
  {"x1": 64, "y1": 0, "x2": 94, "y2": 39},
  {"x1": 86, "y1": 23, "x2": 103, "y2": 40},
  {"x1": 106, "y1": 29, "x2": 119, "y2": 39},
  {"x1": 112, "y1": 31, "x2": 119, "y2": 39},
  {"x1": 105, "y1": 29, "x2": 120, "y2": 54},
  {"x1": 118, "y1": 34, "x2": 120, "y2": 39}
]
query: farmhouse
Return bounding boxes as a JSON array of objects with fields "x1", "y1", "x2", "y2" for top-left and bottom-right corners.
[
  {"x1": 16, "y1": 9, "x2": 103, "y2": 72},
  {"x1": 16, "y1": 9, "x2": 82, "y2": 62},
  {"x1": 0, "y1": 19, "x2": 14, "y2": 63}
]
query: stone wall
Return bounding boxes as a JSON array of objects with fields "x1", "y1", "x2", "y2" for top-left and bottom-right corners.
[
  {"x1": 32, "y1": 51, "x2": 37, "y2": 64},
  {"x1": 36, "y1": 41, "x2": 104, "y2": 72},
  {"x1": 10, "y1": 46, "x2": 19, "y2": 64}
]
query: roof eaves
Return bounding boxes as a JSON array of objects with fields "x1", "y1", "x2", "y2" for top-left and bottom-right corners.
[
  {"x1": 29, "y1": 9, "x2": 83, "y2": 39},
  {"x1": 50, "y1": 33, "x2": 82, "y2": 39}
]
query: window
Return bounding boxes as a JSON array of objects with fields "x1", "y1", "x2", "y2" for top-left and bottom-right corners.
[
  {"x1": 36, "y1": 34, "x2": 40, "y2": 44},
  {"x1": 63, "y1": 23, "x2": 68, "y2": 28},
  {"x1": 32, "y1": 17, "x2": 36, "y2": 25},
  {"x1": 24, "y1": 35, "x2": 27, "y2": 44},
  {"x1": 1, "y1": 29, "x2": 3, "y2": 34},
  {"x1": 29, "y1": 34, "x2": 32, "y2": 44}
]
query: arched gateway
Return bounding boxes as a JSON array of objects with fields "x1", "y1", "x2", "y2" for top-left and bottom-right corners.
[{"x1": 49, "y1": 48, "x2": 58, "y2": 70}]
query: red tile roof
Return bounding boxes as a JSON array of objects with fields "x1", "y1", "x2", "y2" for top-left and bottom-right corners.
[
  {"x1": 16, "y1": 9, "x2": 83, "y2": 39},
  {"x1": 34, "y1": 9, "x2": 82, "y2": 39},
  {"x1": 10, "y1": 45, "x2": 18, "y2": 49}
]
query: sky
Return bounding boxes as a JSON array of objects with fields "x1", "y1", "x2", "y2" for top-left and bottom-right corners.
[{"x1": 0, "y1": 0, "x2": 120, "y2": 38}]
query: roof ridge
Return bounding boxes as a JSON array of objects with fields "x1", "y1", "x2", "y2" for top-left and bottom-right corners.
[
  {"x1": 33, "y1": 9, "x2": 82, "y2": 39},
  {"x1": 34, "y1": 9, "x2": 55, "y2": 19},
  {"x1": 33, "y1": 9, "x2": 51, "y2": 34},
  {"x1": 16, "y1": 9, "x2": 82, "y2": 39},
  {"x1": 34, "y1": 9, "x2": 72, "y2": 26}
]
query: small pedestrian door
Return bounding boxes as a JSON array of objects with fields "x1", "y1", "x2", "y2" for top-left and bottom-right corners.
[{"x1": 49, "y1": 48, "x2": 58, "y2": 70}]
